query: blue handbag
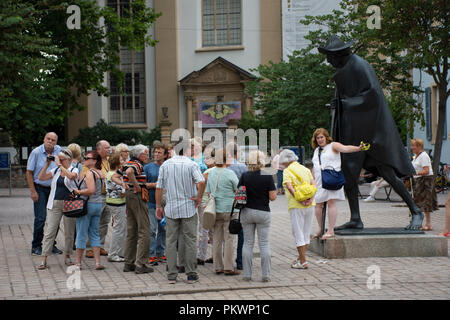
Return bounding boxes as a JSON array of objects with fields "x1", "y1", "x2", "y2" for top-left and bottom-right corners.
[{"x1": 319, "y1": 148, "x2": 346, "y2": 190}]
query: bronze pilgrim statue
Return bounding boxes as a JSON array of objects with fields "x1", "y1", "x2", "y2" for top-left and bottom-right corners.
[{"x1": 318, "y1": 35, "x2": 424, "y2": 231}]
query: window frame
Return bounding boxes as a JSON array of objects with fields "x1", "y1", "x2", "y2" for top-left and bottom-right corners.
[{"x1": 201, "y1": 0, "x2": 242, "y2": 48}]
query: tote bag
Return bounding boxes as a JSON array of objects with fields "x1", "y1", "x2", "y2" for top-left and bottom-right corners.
[{"x1": 202, "y1": 169, "x2": 224, "y2": 230}]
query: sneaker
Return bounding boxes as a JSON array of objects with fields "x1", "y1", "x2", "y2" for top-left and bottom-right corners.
[
  {"x1": 52, "y1": 246, "x2": 63, "y2": 254},
  {"x1": 108, "y1": 255, "x2": 125, "y2": 262},
  {"x1": 158, "y1": 255, "x2": 167, "y2": 262},
  {"x1": 135, "y1": 265, "x2": 154, "y2": 274},
  {"x1": 123, "y1": 264, "x2": 136, "y2": 272},
  {"x1": 186, "y1": 274, "x2": 199, "y2": 284},
  {"x1": 363, "y1": 196, "x2": 376, "y2": 202},
  {"x1": 85, "y1": 250, "x2": 94, "y2": 258},
  {"x1": 148, "y1": 256, "x2": 159, "y2": 266},
  {"x1": 31, "y1": 247, "x2": 42, "y2": 256}
]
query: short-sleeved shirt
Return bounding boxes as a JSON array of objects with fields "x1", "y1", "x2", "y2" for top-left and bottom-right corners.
[
  {"x1": 283, "y1": 161, "x2": 316, "y2": 210},
  {"x1": 26, "y1": 144, "x2": 61, "y2": 187},
  {"x1": 122, "y1": 158, "x2": 147, "y2": 185},
  {"x1": 191, "y1": 154, "x2": 208, "y2": 173},
  {"x1": 156, "y1": 155, "x2": 205, "y2": 219},
  {"x1": 228, "y1": 158, "x2": 248, "y2": 180},
  {"x1": 238, "y1": 170, "x2": 276, "y2": 212},
  {"x1": 144, "y1": 162, "x2": 162, "y2": 207},
  {"x1": 412, "y1": 152, "x2": 433, "y2": 178},
  {"x1": 206, "y1": 167, "x2": 239, "y2": 214},
  {"x1": 106, "y1": 170, "x2": 126, "y2": 205}
]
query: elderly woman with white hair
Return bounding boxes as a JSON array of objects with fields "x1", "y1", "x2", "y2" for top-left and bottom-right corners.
[
  {"x1": 280, "y1": 149, "x2": 316, "y2": 270},
  {"x1": 115, "y1": 143, "x2": 130, "y2": 165},
  {"x1": 238, "y1": 150, "x2": 277, "y2": 282}
]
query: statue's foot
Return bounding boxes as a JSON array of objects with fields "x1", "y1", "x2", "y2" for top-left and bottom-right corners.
[
  {"x1": 405, "y1": 211, "x2": 424, "y2": 230},
  {"x1": 334, "y1": 220, "x2": 364, "y2": 231}
]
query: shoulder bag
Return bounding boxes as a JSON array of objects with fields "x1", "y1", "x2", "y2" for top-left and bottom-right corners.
[
  {"x1": 62, "y1": 169, "x2": 97, "y2": 218},
  {"x1": 228, "y1": 202, "x2": 242, "y2": 235},
  {"x1": 287, "y1": 167, "x2": 317, "y2": 202},
  {"x1": 202, "y1": 169, "x2": 224, "y2": 230},
  {"x1": 319, "y1": 147, "x2": 346, "y2": 190}
]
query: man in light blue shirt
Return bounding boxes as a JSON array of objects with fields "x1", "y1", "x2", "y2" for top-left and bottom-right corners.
[{"x1": 26, "y1": 132, "x2": 62, "y2": 255}]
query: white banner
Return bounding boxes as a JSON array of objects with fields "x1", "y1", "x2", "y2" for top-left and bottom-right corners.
[{"x1": 282, "y1": 0, "x2": 341, "y2": 60}]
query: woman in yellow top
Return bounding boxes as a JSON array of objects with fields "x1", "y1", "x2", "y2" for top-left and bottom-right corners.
[{"x1": 281, "y1": 149, "x2": 316, "y2": 270}]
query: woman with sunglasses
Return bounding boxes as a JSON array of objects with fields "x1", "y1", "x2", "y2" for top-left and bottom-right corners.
[
  {"x1": 37, "y1": 149, "x2": 79, "y2": 270},
  {"x1": 73, "y1": 151, "x2": 106, "y2": 270}
]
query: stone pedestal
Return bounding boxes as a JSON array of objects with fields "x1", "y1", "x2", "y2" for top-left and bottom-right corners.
[{"x1": 308, "y1": 233, "x2": 448, "y2": 259}]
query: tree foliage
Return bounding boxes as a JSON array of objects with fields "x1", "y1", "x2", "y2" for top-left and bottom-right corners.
[
  {"x1": 242, "y1": 54, "x2": 334, "y2": 156},
  {"x1": 0, "y1": 0, "x2": 161, "y2": 147},
  {"x1": 71, "y1": 119, "x2": 161, "y2": 148}
]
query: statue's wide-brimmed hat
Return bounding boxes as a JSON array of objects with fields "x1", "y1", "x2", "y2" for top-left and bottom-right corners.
[{"x1": 318, "y1": 35, "x2": 354, "y2": 54}]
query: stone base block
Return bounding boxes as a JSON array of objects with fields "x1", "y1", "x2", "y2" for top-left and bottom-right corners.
[{"x1": 308, "y1": 233, "x2": 448, "y2": 259}]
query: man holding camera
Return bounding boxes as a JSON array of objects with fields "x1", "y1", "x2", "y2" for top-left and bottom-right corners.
[{"x1": 26, "y1": 132, "x2": 63, "y2": 256}]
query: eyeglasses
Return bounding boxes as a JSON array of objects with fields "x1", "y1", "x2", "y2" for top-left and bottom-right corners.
[{"x1": 83, "y1": 157, "x2": 95, "y2": 160}]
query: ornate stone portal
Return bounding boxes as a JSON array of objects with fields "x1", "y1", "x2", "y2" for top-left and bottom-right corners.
[{"x1": 179, "y1": 57, "x2": 255, "y2": 137}]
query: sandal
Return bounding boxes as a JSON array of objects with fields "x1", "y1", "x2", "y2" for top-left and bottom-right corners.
[
  {"x1": 311, "y1": 232, "x2": 322, "y2": 240},
  {"x1": 437, "y1": 232, "x2": 450, "y2": 237},
  {"x1": 224, "y1": 269, "x2": 241, "y2": 276},
  {"x1": 215, "y1": 269, "x2": 224, "y2": 274},
  {"x1": 65, "y1": 257, "x2": 74, "y2": 266},
  {"x1": 38, "y1": 262, "x2": 47, "y2": 270},
  {"x1": 320, "y1": 233, "x2": 335, "y2": 240},
  {"x1": 95, "y1": 263, "x2": 105, "y2": 270},
  {"x1": 420, "y1": 226, "x2": 433, "y2": 231}
]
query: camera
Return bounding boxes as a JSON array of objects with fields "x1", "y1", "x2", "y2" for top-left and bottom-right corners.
[{"x1": 47, "y1": 155, "x2": 55, "y2": 161}]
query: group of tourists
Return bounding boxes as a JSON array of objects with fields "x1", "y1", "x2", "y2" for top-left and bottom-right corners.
[{"x1": 27, "y1": 128, "x2": 450, "y2": 284}]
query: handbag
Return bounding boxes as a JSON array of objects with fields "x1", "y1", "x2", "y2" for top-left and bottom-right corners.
[
  {"x1": 319, "y1": 147, "x2": 346, "y2": 190},
  {"x1": 228, "y1": 202, "x2": 242, "y2": 235},
  {"x1": 202, "y1": 169, "x2": 225, "y2": 230},
  {"x1": 287, "y1": 167, "x2": 317, "y2": 202},
  {"x1": 63, "y1": 174, "x2": 89, "y2": 218}
]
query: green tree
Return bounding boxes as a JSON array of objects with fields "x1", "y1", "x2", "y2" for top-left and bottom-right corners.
[
  {"x1": 301, "y1": 0, "x2": 448, "y2": 173},
  {"x1": 242, "y1": 53, "x2": 334, "y2": 156},
  {"x1": 0, "y1": 0, "x2": 161, "y2": 147},
  {"x1": 71, "y1": 119, "x2": 161, "y2": 147}
]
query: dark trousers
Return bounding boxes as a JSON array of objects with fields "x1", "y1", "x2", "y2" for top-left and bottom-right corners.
[
  {"x1": 236, "y1": 229, "x2": 244, "y2": 268},
  {"x1": 32, "y1": 184, "x2": 57, "y2": 249}
]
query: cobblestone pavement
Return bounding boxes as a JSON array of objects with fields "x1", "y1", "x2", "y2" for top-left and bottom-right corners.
[{"x1": 0, "y1": 187, "x2": 449, "y2": 300}]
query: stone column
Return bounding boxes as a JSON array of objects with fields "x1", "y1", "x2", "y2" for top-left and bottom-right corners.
[
  {"x1": 185, "y1": 95, "x2": 193, "y2": 135},
  {"x1": 160, "y1": 119, "x2": 172, "y2": 146}
]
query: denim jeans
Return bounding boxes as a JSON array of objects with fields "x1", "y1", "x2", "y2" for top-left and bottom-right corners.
[
  {"x1": 32, "y1": 185, "x2": 57, "y2": 249},
  {"x1": 241, "y1": 208, "x2": 271, "y2": 279},
  {"x1": 75, "y1": 202, "x2": 102, "y2": 249},
  {"x1": 277, "y1": 170, "x2": 283, "y2": 189},
  {"x1": 148, "y1": 205, "x2": 166, "y2": 257}
]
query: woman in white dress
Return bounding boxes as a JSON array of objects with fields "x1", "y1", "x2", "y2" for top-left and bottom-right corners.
[{"x1": 311, "y1": 128, "x2": 364, "y2": 240}]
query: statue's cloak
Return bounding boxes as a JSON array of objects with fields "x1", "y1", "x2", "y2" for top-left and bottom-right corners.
[{"x1": 333, "y1": 54, "x2": 415, "y2": 178}]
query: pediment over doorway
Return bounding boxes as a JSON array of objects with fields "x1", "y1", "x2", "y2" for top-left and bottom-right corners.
[{"x1": 179, "y1": 57, "x2": 256, "y2": 87}]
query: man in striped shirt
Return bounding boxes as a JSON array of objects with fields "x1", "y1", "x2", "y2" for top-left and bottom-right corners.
[
  {"x1": 155, "y1": 143, "x2": 205, "y2": 284},
  {"x1": 121, "y1": 144, "x2": 153, "y2": 274}
]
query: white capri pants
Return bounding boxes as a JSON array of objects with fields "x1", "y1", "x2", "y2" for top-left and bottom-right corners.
[{"x1": 289, "y1": 207, "x2": 314, "y2": 247}]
